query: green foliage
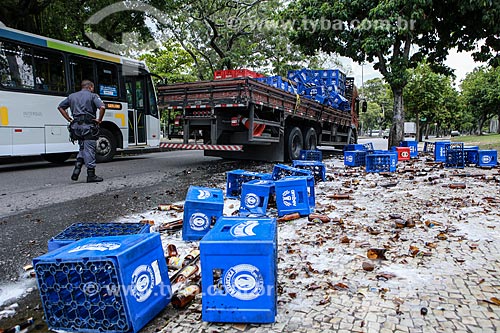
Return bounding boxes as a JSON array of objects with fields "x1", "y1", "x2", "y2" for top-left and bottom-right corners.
[
  {"x1": 360, "y1": 78, "x2": 393, "y2": 131},
  {"x1": 139, "y1": 40, "x2": 198, "y2": 84},
  {"x1": 460, "y1": 66, "x2": 500, "y2": 133}
]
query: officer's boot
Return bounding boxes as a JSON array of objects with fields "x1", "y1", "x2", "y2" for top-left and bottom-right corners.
[
  {"x1": 87, "y1": 168, "x2": 103, "y2": 183},
  {"x1": 71, "y1": 158, "x2": 84, "y2": 181}
]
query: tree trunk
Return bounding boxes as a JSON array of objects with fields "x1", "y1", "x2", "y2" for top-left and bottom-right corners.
[
  {"x1": 388, "y1": 87, "x2": 405, "y2": 149},
  {"x1": 415, "y1": 110, "x2": 420, "y2": 142}
]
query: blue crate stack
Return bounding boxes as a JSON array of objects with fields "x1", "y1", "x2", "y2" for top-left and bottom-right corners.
[
  {"x1": 200, "y1": 217, "x2": 277, "y2": 323},
  {"x1": 255, "y1": 68, "x2": 351, "y2": 111},
  {"x1": 33, "y1": 233, "x2": 170, "y2": 333},
  {"x1": 48, "y1": 222, "x2": 150, "y2": 252},
  {"x1": 183, "y1": 186, "x2": 224, "y2": 241},
  {"x1": 226, "y1": 169, "x2": 273, "y2": 199},
  {"x1": 299, "y1": 149, "x2": 322, "y2": 161}
]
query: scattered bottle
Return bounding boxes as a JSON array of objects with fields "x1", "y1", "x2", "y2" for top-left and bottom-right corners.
[
  {"x1": 449, "y1": 182, "x2": 466, "y2": 189},
  {"x1": 173, "y1": 264, "x2": 200, "y2": 284},
  {"x1": 171, "y1": 283, "x2": 201, "y2": 309},
  {"x1": 159, "y1": 219, "x2": 183, "y2": 232},
  {"x1": 182, "y1": 249, "x2": 200, "y2": 266},
  {"x1": 308, "y1": 213, "x2": 331, "y2": 223},
  {"x1": 277, "y1": 212, "x2": 301, "y2": 222},
  {"x1": 167, "y1": 256, "x2": 184, "y2": 270},
  {"x1": 158, "y1": 204, "x2": 171, "y2": 211},
  {"x1": 327, "y1": 193, "x2": 351, "y2": 200},
  {"x1": 167, "y1": 244, "x2": 178, "y2": 258}
]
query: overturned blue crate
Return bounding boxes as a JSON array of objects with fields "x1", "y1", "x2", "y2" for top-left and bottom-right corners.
[
  {"x1": 464, "y1": 146, "x2": 479, "y2": 165},
  {"x1": 299, "y1": 149, "x2": 322, "y2": 161},
  {"x1": 183, "y1": 186, "x2": 224, "y2": 241},
  {"x1": 423, "y1": 141, "x2": 435, "y2": 153},
  {"x1": 445, "y1": 142, "x2": 465, "y2": 168},
  {"x1": 434, "y1": 141, "x2": 451, "y2": 162},
  {"x1": 48, "y1": 222, "x2": 150, "y2": 252},
  {"x1": 271, "y1": 164, "x2": 312, "y2": 180},
  {"x1": 240, "y1": 179, "x2": 275, "y2": 216},
  {"x1": 478, "y1": 150, "x2": 498, "y2": 167},
  {"x1": 200, "y1": 216, "x2": 277, "y2": 323},
  {"x1": 33, "y1": 233, "x2": 170, "y2": 333},
  {"x1": 366, "y1": 152, "x2": 398, "y2": 173},
  {"x1": 344, "y1": 150, "x2": 367, "y2": 167},
  {"x1": 400, "y1": 140, "x2": 418, "y2": 158},
  {"x1": 292, "y1": 160, "x2": 326, "y2": 182},
  {"x1": 274, "y1": 176, "x2": 315, "y2": 216},
  {"x1": 226, "y1": 170, "x2": 273, "y2": 199},
  {"x1": 344, "y1": 144, "x2": 365, "y2": 151}
]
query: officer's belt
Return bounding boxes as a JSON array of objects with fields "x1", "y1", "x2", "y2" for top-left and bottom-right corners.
[{"x1": 73, "y1": 115, "x2": 95, "y2": 124}]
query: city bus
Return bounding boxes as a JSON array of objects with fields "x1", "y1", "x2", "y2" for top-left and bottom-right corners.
[{"x1": 0, "y1": 25, "x2": 160, "y2": 163}]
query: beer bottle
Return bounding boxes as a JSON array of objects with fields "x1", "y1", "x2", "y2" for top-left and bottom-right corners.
[
  {"x1": 167, "y1": 256, "x2": 184, "y2": 270},
  {"x1": 449, "y1": 182, "x2": 466, "y2": 189},
  {"x1": 173, "y1": 264, "x2": 199, "y2": 284},
  {"x1": 277, "y1": 212, "x2": 301, "y2": 222},
  {"x1": 181, "y1": 249, "x2": 200, "y2": 266},
  {"x1": 159, "y1": 219, "x2": 183, "y2": 232},
  {"x1": 171, "y1": 283, "x2": 201, "y2": 309},
  {"x1": 167, "y1": 244, "x2": 178, "y2": 258}
]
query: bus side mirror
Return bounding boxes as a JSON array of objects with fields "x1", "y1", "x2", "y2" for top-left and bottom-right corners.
[{"x1": 362, "y1": 100, "x2": 367, "y2": 113}]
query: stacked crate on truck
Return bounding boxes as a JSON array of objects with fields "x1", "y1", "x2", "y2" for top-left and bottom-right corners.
[{"x1": 157, "y1": 74, "x2": 359, "y2": 162}]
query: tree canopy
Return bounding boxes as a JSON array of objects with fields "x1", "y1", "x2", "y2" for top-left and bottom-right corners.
[{"x1": 284, "y1": 0, "x2": 500, "y2": 146}]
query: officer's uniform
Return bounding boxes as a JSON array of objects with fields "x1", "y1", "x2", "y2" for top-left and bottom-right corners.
[{"x1": 59, "y1": 90, "x2": 104, "y2": 169}]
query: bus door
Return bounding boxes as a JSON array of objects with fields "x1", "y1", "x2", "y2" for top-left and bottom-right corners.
[{"x1": 125, "y1": 76, "x2": 147, "y2": 145}]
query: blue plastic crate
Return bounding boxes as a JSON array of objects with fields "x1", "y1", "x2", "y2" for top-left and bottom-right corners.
[
  {"x1": 292, "y1": 160, "x2": 326, "y2": 182},
  {"x1": 423, "y1": 141, "x2": 435, "y2": 153},
  {"x1": 274, "y1": 176, "x2": 315, "y2": 216},
  {"x1": 434, "y1": 141, "x2": 451, "y2": 162},
  {"x1": 366, "y1": 153, "x2": 398, "y2": 173},
  {"x1": 362, "y1": 142, "x2": 374, "y2": 151},
  {"x1": 343, "y1": 144, "x2": 365, "y2": 151},
  {"x1": 240, "y1": 180, "x2": 275, "y2": 216},
  {"x1": 299, "y1": 150, "x2": 322, "y2": 161},
  {"x1": 445, "y1": 142, "x2": 465, "y2": 168},
  {"x1": 478, "y1": 150, "x2": 498, "y2": 167},
  {"x1": 226, "y1": 170, "x2": 273, "y2": 199},
  {"x1": 200, "y1": 217, "x2": 277, "y2": 323},
  {"x1": 344, "y1": 150, "x2": 367, "y2": 167},
  {"x1": 464, "y1": 146, "x2": 479, "y2": 165},
  {"x1": 400, "y1": 140, "x2": 418, "y2": 158},
  {"x1": 48, "y1": 223, "x2": 150, "y2": 252},
  {"x1": 183, "y1": 186, "x2": 224, "y2": 241},
  {"x1": 33, "y1": 233, "x2": 170, "y2": 333},
  {"x1": 271, "y1": 164, "x2": 312, "y2": 180}
]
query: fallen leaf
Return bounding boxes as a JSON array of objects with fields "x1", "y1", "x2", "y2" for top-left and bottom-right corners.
[
  {"x1": 288, "y1": 292, "x2": 297, "y2": 299},
  {"x1": 340, "y1": 235, "x2": 351, "y2": 244},
  {"x1": 333, "y1": 282, "x2": 349, "y2": 290},
  {"x1": 307, "y1": 283, "x2": 322, "y2": 291}
]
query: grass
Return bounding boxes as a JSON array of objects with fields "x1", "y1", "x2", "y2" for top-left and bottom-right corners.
[{"x1": 451, "y1": 133, "x2": 500, "y2": 151}]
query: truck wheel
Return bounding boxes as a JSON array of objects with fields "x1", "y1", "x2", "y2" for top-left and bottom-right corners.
[
  {"x1": 96, "y1": 128, "x2": 117, "y2": 163},
  {"x1": 286, "y1": 126, "x2": 303, "y2": 161},
  {"x1": 304, "y1": 127, "x2": 318, "y2": 150}
]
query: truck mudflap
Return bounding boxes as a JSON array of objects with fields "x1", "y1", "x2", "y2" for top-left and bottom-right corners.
[{"x1": 160, "y1": 143, "x2": 243, "y2": 151}]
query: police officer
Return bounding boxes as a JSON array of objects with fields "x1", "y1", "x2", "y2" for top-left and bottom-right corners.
[{"x1": 58, "y1": 80, "x2": 106, "y2": 182}]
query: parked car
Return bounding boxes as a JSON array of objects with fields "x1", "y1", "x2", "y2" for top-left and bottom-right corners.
[
  {"x1": 382, "y1": 129, "x2": 390, "y2": 139},
  {"x1": 451, "y1": 130, "x2": 460, "y2": 137}
]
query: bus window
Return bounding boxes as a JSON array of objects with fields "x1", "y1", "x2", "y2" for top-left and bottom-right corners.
[
  {"x1": 33, "y1": 48, "x2": 66, "y2": 93},
  {"x1": 97, "y1": 62, "x2": 119, "y2": 98},
  {"x1": 0, "y1": 40, "x2": 34, "y2": 89},
  {"x1": 147, "y1": 78, "x2": 158, "y2": 118},
  {"x1": 70, "y1": 56, "x2": 94, "y2": 92}
]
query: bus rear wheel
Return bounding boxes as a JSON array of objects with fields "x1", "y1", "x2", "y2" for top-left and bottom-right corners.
[
  {"x1": 42, "y1": 152, "x2": 73, "y2": 164},
  {"x1": 96, "y1": 128, "x2": 117, "y2": 163}
]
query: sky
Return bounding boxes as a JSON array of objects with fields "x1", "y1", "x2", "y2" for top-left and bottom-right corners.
[{"x1": 344, "y1": 48, "x2": 485, "y2": 91}]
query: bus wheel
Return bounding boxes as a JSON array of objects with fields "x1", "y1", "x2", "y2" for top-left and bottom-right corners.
[
  {"x1": 42, "y1": 152, "x2": 73, "y2": 164},
  {"x1": 285, "y1": 126, "x2": 303, "y2": 161},
  {"x1": 304, "y1": 127, "x2": 318, "y2": 150},
  {"x1": 96, "y1": 128, "x2": 116, "y2": 163}
]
